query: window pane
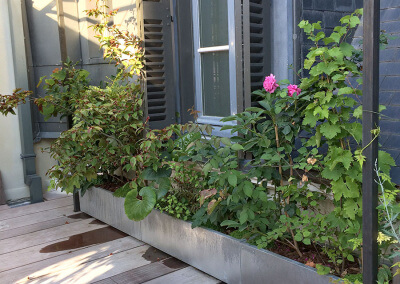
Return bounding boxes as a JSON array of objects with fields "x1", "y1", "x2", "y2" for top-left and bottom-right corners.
[
  {"x1": 201, "y1": 51, "x2": 230, "y2": 117},
  {"x1": 199, "y1": 0, "x2": 228, "y2": 47}
]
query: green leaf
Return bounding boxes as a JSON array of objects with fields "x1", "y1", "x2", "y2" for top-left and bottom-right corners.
[
  {"x1": 258, "y1": 100, "x2": 271, "y2": 111},
  {"x1": 338, "y1": 87, "x2": 354, "y2": 96},
  {"x1": 243, "y1": 181, "x2": 253, "y2": 197},
  {"x1": 329, "y1": 148, "x2": 353, "y2": 170},
  {"x1": 52, "y1": 69, "x2": 67, "y2": 81},
  {"x1": 343, "y1": 199, "x2": 360, "y2": 220},
  {"x1": 331, "y1": 177, "x2": 360, "y2": 201},
  {"x1": 220, "y1": 220, "x2": 240, "y2": 228},
  {"x1": 340, "y1": 42, "x2": 354, "y2": 57},
  {"x1": 124, "y1": 187, "x2": 157, "y2": 221},
  {"x1": 378, "y1": 150, "x2": 396, "y2": 174},
  {"x1": 303, "y1": 110, "x2": 319, "y2": 127},
  {"x1": 228, "y1": 174, "x2": 238, "y2": 187},
  {"x1": 203, "y1": 163, "x2": 212, "y2": 175},
  {"x1": 294, "y1": 233, "x2": 303, "y2": 242},
  {"x1": 329, "y1": 32, "x2": 341, "y2": 43},
  {"x1": 304, "y1": 58, "x2": 315, "y2": 70},
  {"x1": 282, "y1": 125, "x2": 291, "y2": 135},
  {"x1": 42, "y1": 103, "x2": 55, "y2": 117},
  {"x1": 327, "y1": 47, "x2": 344, "y2": 60},
  {"x1": 221, "y1": 137, "x2": 232, "y2": 146},
  {"x1": 246, "y1": 107, "x2": 264, "y2": 113},
  {"x1": 349, "y1": 15, "x2": 360, "y2": 28},
  {"x1": 347, "y1": 254, "x2": 355, "y2": 262},
  {"x1": 315, "y1": 125, "x2": 322, "y2": 147},
  {"x1": 316, "y1": 264, "x2": 330, "y2": 275},
  {"x1": 239, "y1": 210, "x2": 248, "y2": 224},
  {"x1": 113, "y1": 182, "x2": 133, "y2": 198},
  {"x1": 353, "y1": 106, "x2": 362, "y2": 119},
  {"x1": 155, "y1": 177, "x2": 171, "y2": 199},
  {"x1": 231, "y1": 144, "x2": 244, "y2": 151},
  {"x1": 278, "y1": 79, "x2": 290, "y2": 85},
  {"x1": 321, "y1": 167, "x2": 343, "y2": 181},
  {"x1": 45, "y1": 79, "x2": 55, "y2": 85},
  {"x1": 320, "y1": 123, "x2": 341, "y2": 139},
  {"x1": 142, "y1": 166, "x2": 172, "y2": 181}
]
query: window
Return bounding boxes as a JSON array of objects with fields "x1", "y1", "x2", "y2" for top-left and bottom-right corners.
[{"x1": 192, "y1": 0, "x2": 237, "y2": 133}]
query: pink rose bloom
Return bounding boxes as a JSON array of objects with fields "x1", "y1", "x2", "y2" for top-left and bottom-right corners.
[
  {"x1": 263, "y1": 74, "x2": 279, "y2": 94},
  {"x1": 287, "y1": 84, "x2": 301, "y2": 97}
]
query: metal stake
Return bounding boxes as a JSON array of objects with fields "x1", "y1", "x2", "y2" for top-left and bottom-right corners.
[{"x1": 362, "y1": 0, "x2": 380, "y2": 283}]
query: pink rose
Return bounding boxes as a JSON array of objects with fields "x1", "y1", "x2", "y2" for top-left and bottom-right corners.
[
  {"x1": 287, "y1": 84, "x2": 301, "y2": 97},
  {"x1": 263, "y1": 74, "x2": 279, "y2": 94}
]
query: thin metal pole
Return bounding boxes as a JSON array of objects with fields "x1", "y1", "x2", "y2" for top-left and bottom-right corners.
[
  {"x1": 362, "y1": 0, "x2": 380, "y2": 283},
  {"x1": 73, "y1": 189, "x2": 80, "y2": 212}
]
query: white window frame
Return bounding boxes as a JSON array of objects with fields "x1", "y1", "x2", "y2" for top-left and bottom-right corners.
[{"x1": 192, "y1": 0, "x2": 237, "y2": 134}]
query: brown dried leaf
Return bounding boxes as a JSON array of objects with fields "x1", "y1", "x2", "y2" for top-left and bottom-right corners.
[
  {"x1": 199, "y1": 188, "x2": 217, "y2": 206},
  {"x1": 207, "y1": 199, "x2": 222, "y2": 215},
  {"x1": 307, "y1": 157, "x2": 317, "y2": 165},
  {"x1": 305, "y1": 261, "x2": 316, "y2": 268}
]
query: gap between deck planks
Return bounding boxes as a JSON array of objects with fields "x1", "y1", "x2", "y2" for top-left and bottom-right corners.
[{"x1": 0, "y1": 193, "x2": 221, "y2": 284}]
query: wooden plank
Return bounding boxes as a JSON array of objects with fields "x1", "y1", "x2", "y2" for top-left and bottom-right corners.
[
  {"x1": 142, "y1": 266, "x2": 220, "y2": 284},
  {"x1": 107, "y1": 257, "x2": 188, "y2": 284},
  {"x1": 0, "y1": 237, "x2": 144, "y2": 284},
  {"x1": 0, "y1": 205, "x2": 9, "y2": 212},
  {"x1": 0, "y1": 236, "x2": 142, "y2": 273},
  {"x1": 0, "y1": 197, "x2": 73, "y2": 221},
  {"x1": 0, "y1": 212, "x2": 91, "y2": 241},
  {"x1": 93, "y1": 279, "x2": 117, "y2": 284},
  {"x1": 0, "y1": 205, "x2": 74, "y2": 232},
  {"x1": 16, "y1": 245, "x2": 162, "y2": 284},
  {"x1": 0, "y1": 218, "x2": 107, "y2": 255}
]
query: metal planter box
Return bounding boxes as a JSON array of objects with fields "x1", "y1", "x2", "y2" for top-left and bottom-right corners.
[{"x1": 80, "y1": 187, "x2": 339, "y2": 284}]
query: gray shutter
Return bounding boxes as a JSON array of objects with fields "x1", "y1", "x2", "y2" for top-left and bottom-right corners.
[
  {"x1": 137, "y1": 0, "x2": 176, "y2": 129},
  {"x1": 25, "y1": 0, "x2": 82, "y2": 140},
  {"x1": 175, "y1": 1, "x2": 195, "y2": 124},
  {"x1": 243, "y1": 0, "x2": 271, "y2": 102}
]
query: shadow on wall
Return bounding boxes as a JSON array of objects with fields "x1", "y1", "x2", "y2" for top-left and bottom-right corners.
[
  {"x1": 26, "y1": 0, "x2": 138, "y2": 140},
  {"x1": 24, "y1": 0, "x2": 138, "y2": 190}
]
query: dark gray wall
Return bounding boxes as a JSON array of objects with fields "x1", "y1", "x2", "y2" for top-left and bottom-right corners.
[
  {"x1": 377, "y1": 1, "x2": 400, "y2": 183},
  {"x1": 299, "y1": 0, "x2": 400, "y2": 183},
  {"x1": 300, "y1": 0, "x2": 363, "y2": 72}
]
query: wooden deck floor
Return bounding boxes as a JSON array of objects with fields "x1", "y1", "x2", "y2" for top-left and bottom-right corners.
[{"x1": 0, "y1": 191, "x2": 220, "y2": 284}]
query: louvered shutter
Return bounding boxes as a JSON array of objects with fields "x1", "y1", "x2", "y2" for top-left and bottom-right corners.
[
  {"x1": 137, "y1": 0, "x2": 176, "y2": 129},
  {"x1": 243, "y1": 0, "x2": 271, "y2": 103}
]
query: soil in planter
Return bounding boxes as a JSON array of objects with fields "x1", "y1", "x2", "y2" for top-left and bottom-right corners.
[
  {"x1": 269, "y1": 240, "x2": 361, "y2": 277},
  {"x1": 98, "y1": 181, "x2": 126, "y2": 192}
]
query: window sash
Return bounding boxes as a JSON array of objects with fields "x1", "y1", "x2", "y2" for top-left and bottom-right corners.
[{"x1": 192, "y1": 0, "x2": 237, "y2": 127}]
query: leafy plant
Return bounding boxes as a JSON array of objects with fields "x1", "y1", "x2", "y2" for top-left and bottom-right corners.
[
  {"x1": 47, "y1": 80, "x2": 144, "y2": 193},
  {"x1": 0, "y1": 89, "x2": 32, "y2": 116},
  {"x1": 298, "y1": 8, "x2": 396, "y2": 276},
  {"x1": 156, "y1": 194, "x2": 192, "y2": 221},
  {"x1": 85, "y1": 0, "x2": 143, "y2": 78}
]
